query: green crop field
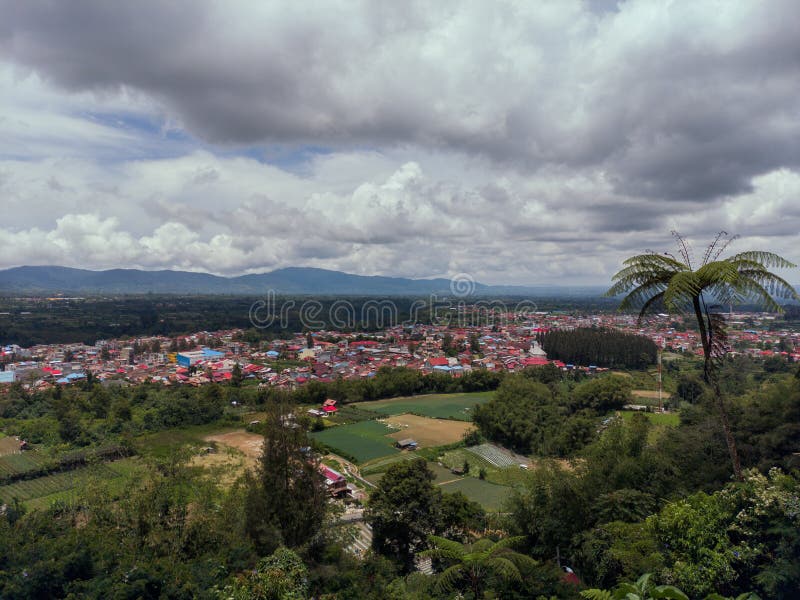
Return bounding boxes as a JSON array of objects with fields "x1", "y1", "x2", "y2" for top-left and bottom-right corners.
[
  {"x1": 352, "y1": 391, "x2": 494, "y2": 421},
  {"x1": 0, "y1": 452, "x2": 50, "y2": 477},
  {"x1": 0, "y1": 464, "x2": 120, "y2": 506},
  {"x1": 439, "y1": 477, "x2": 512, "y2": 510},
  {"x1": 311, "y1": 420, "x2": 400, "y2": 463}
]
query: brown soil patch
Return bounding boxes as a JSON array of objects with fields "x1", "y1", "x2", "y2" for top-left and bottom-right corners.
[
  {"x1": 190, "y1": 447, "x2": 251, "y2": 485},
  {"x1": 632, "y1": 389, "x2": 671, "y2": 399},
  {"x1": 381, "y1": 414, "x2": 474, "y2": 447},
  {"x1": 204, "y1": 430, "x2": 264, "y2": 459},
  {"x1": 0, "y1": 437, "x2": 20, "y2": 456}
]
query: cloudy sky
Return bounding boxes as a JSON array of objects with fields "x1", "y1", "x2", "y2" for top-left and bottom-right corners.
[{"x1": 1, "y1": 0, "x2": 798, "y2": 285}]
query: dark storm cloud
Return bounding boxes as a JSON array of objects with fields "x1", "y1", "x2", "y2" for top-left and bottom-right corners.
[{"x1": 2, "y1": 1, "x2": 799, "y2": 203}]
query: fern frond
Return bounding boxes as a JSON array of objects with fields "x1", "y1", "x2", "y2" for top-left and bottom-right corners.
[
  {"x1": 483, "y1": 557, "x2": 523, "y2": 583},
  {"x1": 727, "y1": 251, "x2": 796, "y2": 269},
  {"x1": 434, "y1": 564, "x2": 464, "y2": 592},
  {"x1": 663, "y1": 271, "x2": 700, "y2": 312},
  {"x1": 580, "y1": 590, "x2": 613, "y2": 600}
]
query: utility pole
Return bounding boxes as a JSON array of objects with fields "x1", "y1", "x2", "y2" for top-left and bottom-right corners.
[{"x1": 657, "y1": 349, "x2": 663, "y2": 412}]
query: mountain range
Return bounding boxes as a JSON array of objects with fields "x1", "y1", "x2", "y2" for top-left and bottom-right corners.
[{"x1": 0, "y1": 266, "x2": 607, "y2": 296}]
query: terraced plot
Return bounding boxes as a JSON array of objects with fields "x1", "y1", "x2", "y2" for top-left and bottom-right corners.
[
  {"x1": 0, "y1": 452, "x2": 49, "y2": 477},
  {"x1": 467, "y1": 443, "x2": 528, "y2": 467},
  {"x1": 0, "y1": 464, "x2": 119, "y2": 503}
]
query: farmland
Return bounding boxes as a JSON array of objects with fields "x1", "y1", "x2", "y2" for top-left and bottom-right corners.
[
  {"x1": 352, "y1": 391, "x2": 493, "y2": 421},
  {"x1": 311, "y1": 420, "x2": 401, "y2": 463},
  {"x1": 382, "y1": 413, "x2": 475, "y2": 446},
  {"x1": 0, "y1": 451, "x2": 50, "y2": 477},
  {"x1": 0, "y1": 459, "x2": 142, "y2": 510},
  {"x1": 439, "y1": 477, "x2": 512, "y2": 510}
]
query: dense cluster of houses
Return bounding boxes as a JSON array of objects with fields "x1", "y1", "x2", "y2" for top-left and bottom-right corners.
[{"x1": 0, "y1": 310, "x2": 796, "y2": 391}]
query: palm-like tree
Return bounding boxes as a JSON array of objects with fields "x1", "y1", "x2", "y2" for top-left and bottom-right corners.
[
  {"x1": 420, "y1": 535, "x2": 537, "y2": 599},
  {"x1": 606, "y1": 232, "x2": 798, "y2": 480}
]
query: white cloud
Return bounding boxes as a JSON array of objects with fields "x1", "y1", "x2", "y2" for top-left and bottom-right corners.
[{"x1": 0, "y1": 1, "x2": 798, "y2": 285}]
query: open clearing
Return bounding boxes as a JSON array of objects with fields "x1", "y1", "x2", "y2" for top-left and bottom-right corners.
[
  {"x1": 382, "y1": 414, "x2": 474, "y2": 447},
  {"x1": 619, "y1": 410, "x2": 680, "y2": 427},
  {"x1": 0, "y1": 437, "x2": 21, "y2": 456},
  {"x1": 352, "y1": 391, "x2": 493, "y2": 421},
  {"x1": 311, "y1": 420, "x2": 400, "y2": 463},
  {"x1": 632, "y1": 389, "x2": 671, "y2": 400},
  {"x1": 204, "y1": 430, "x2": 264, "y2": 459}
]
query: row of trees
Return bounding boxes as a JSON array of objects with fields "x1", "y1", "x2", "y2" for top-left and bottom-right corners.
[{"x1": 538, "y1": 327, "x2": 658, "y2": 369}]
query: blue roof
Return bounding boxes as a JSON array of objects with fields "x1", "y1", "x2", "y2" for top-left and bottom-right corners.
[{"x1": 202, "y1": 348, "x2": 224, "y2": 358}]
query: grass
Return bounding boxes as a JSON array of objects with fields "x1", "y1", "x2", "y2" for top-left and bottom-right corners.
[
  {"x1": 352, "y1": 391, "x2": 494, "y2": 421},
  {"x1": 618, "y1": 410, "x2": 680, "y2": 444},
  {"x1": 618, "y1": 410, "x2": 680, "y2": 427},
  {"x1": 311, "y1": 420, "x2": 400, "y2": 463},
  {"x1": 439, "y1": 477, "x2": 512, "y2": 511},
  {"x1": 134, "y1": 423, "x2": 239, "y2": 458},
  {"x1": 360, "y1": 453, "x2": 417, "y2": 476}
]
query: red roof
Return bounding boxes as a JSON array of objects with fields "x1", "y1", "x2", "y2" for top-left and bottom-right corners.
[
  {"x1": 427, "y1": 357, "x2": 449, "y2": 366},
  {"x1": 522, "y1": 357, "x2": 549, "y2": 366}
]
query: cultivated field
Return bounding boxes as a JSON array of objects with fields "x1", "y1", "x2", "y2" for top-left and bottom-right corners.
[
  {"x1": 468, "y1": 443, "x2": 531, "y2": 468},
  {"x1": 382, "y1": 414, "x2": 475, "y2": 447},
  {"x1": 311, "y1": 420, "x2": 400, "y2": 463},
  {"x1": 0, "y1": 459, "x2": 142, "y2": 509},
  {"x1": 352, "y1": 391, "x2": 493, "y2": 421},
  {"x1": 439, "y1": 477, "x2": 512, "y2": 510},
  {"x1": 0, "y1": 451, "x2": 49, "y2": 477}
]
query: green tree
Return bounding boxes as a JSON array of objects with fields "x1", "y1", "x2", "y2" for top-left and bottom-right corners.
[
  {"x1": 572, "y1": 375, "x2": 633, "y2": 412},
  {"x1": 607, "y1": 232, "x2": 798, "y2": 479},
  {"x1": 244, "y1": 402, "x2": 327, "y2": 554},
  {"x1": 365, "y1": 458, "x2": 443, "y2": 572},
  {"x1": 217, "y1": 547, "x2": 309, "y2": 600},
  {"x1": 581, "y1": 573, "x2": 688, "y2": 600},
  {"x1": 420, "y1": 535, "x2": 537, "y2": 599},
  {"x1": 231, "y1": 362, "x2": 243, "y2": 387},
  {"x1": 675, "y1": 373, "x2": 705, "y2": 404}
]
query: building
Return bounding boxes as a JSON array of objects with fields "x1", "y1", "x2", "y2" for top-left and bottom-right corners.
[
  {"x1": 319, "y1": 465, "x2": 348, "y2": 497},
  {"x1": 176, "y1": 348, "x2": 225, "y2": 367},
  {"x1": 396, "y1": 438, "x2": 418, "y2": 450},
  {"x1": 0, "y1": 371, "x2": 15, "y2": 384}
]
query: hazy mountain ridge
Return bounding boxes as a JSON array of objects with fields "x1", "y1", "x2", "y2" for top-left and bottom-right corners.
[{"x1": 0, "y1": 265, "x2": 607, "y2": 296}]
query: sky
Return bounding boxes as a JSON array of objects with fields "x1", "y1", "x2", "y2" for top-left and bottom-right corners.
[{"x1": 0, "y1": 0, "x2": 799, "y2": 286}]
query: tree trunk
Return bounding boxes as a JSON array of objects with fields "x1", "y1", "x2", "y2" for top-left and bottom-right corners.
[{"x1": 692, "y1": 296, "x2": 743, "y2": 481}]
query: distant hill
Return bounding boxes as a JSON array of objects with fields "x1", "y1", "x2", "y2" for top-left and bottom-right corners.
[{"x1": 0, "y1": 265, "x2": 606, "y2": 296}]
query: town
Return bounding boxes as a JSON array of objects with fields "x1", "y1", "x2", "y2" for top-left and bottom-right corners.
[{"x1": 2, "y1": 309, "x2": 796, "y2": 391}]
